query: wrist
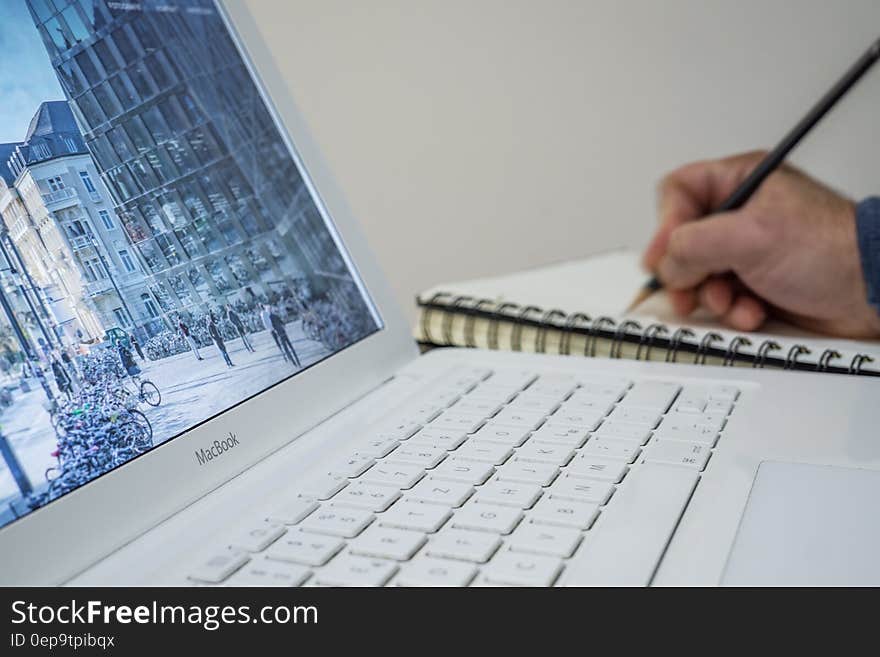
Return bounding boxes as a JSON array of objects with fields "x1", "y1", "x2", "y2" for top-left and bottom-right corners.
[{"x1": 855, "y1": 197, "x2": 880, "y2": 334}]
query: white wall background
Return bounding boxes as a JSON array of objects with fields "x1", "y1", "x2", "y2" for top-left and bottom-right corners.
[{"x1": 244, "y1": 0, "x2": 880, "y2": 321}]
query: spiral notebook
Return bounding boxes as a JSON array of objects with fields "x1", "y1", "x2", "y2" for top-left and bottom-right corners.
[{"x1": 415, "y1": 250, "x2": 880, "y2": 377}]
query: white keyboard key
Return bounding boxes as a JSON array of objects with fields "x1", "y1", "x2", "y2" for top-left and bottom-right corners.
[
  {"x1": 266, "y1": 496, "x2": 319, "y2": 525},
  {"x1": 360, "y1": 462, "x2": 425, "y2": 489},
  {"x1": 515, "y1": 442, "x2": 575, "y2": 466},
  {"x1": 453, "y1": 398, "x2": 504, "y2": 417},
  {"x1": 357, "y1": 438, "x2": 401, "y2": 459},
  {"x1": 550, "y1": 474, "x2": 614, "y2": 504},
  {"x1": 497, "y1": 460, "x2": 559, "y2": 486},
  {"x1": 662, "y1": 413, "x2": 725, "y2": 435},
  {"x1": 701, "y1": 413, "x2": 727, "y2": 432},
  {"x1": 430, "y1": 457, "x2": 494, "y2": 485},
  {"x1": 407, "y1": 477, "x2": 474, "y2": 507},
  {"x1": 508, "y1": 522, "x2": 582, "y2": 558},
  {"x1": 489, "y1": 370, "x2": 537, "y2": 390},
  {"x1": 314, "y1": 554, "x2": 398, "y2": 586},
  {"x1": 266, "y1": 530, "x2": 344, "y2": 566},
  {"x1": 565, "y1": 458, "x2": 628, "y2": 483},
  {"x1": 530, "y1": 423, "x2": 590, "y2": 448},
  {"x1": 619, "y1": 381, "x2": 681, "y2": 412},
  {"x1": 576, "y1": 378, "x2": 631, "y2": 400},
  {"x1": 708, "y1": 385, "x2": 739, "y2": 402},
  {"x1": 454, "y1": 441, "x2": 513, "y2": 465},
  {"x1": 228, "y1": 523, "x2": 286, "y2": 552},
  {"x1": 644, "y1": 440, "x2": 711, "y2": 470},
  {"x1": 379, "y1": 499, "x2": 452, "y2": 532},
  {"x1": 349, "y1": 525, "x2": 427, "y2": 561},
  {"x1": 227, "y1": 558, "x2": 311, "y2": 587},
  {"x1": 706, "y1": 399, "x2": 733, "y2": 416},
  {"x1": 300, "y1": 473, "x2": 348, "y2": 500},
  {"x1": 606, "y1": 407, "x2": 661, "y2": 428},
  {"x1": 396, "y1": 556, "x2": 477, "y2": 586},
  {"x1": 593, "y1": 420, "x2": 652, "y2": 445},
  {"x1": 558, "y1": 396, "x2": 615, "y2": 417},
  {"x1": 562, "y1": 464, "x2": 698, "y2": 586},
  {"x1": 492, "y1": 408, "x2": 548, "y2": 431},
  {"x1": 508, "y1": 395, "x2": 561, "y2": 416},
  {"x1": 409, "y1": 402, "x2": 444, "y2": 424},
  {"x1": 426, "y1": 528, "x2": 502, "y2": 563},
  {"x1": 409, "y1": 428, "x2": 468, "y2": 450},
  {"x1": 482, "y1": 551, "x2": 563, "y2": 587},
  {"x1": 525, "y1": 381, "x2": 577, "y2": 399},
  {"x1": 549, "y1": 410, "x2": 604, "y2": 431},
  {"x1": 299, "y1": 505, "x2": 374, "y2": 538},
  {"x1": 674, "y1": 392, "x2": 707, "y2": 414},
  {"x1": 580, "y1": 437, "x2": 641, "y2": 463},
  {"x1": 531, "y1": 496, "x2": 599, "y2": 530},
  {"x1": 430, "y1": 390, "x2": 462, "y2": 408},
  {"x1": 475, "y1": 479, "x2": 543, "y2": 509},
  {"x1": 374, "y1": 420, "x2": 423, "y2": 441},
  {"x1": 429, "y1": 412, "x2": 486, "y2": 434},
  {"x1": 653, "y1": 425, "x2": 718, "y2": 446},
  {"x1": 471, "y1": 422, "x2": 531, "y2": 447},
  {"x1": 446, "y1": 367, "x2": 492, "y2": 389},
  {"x1": 390, "y1": 444, "x2": 447, "y2": 468},
  {"x1": 333, "y1": 481, "x2": 401, "y2": 511},
  {"x1": 465, "y1": 385, "x2": 520, "y2": 404},
  {"x1": 452, "y1": 502, "x2": 523, "y2": 534},
  {"x1": 334, "y1": 453, "x2": 376, "y2": 478},
  {"x1": 189, "y1": 551, "x2": 249, "y2": 583},
  {"x1": 657, "y1": 415, "x2": 721, "y2": 441}
]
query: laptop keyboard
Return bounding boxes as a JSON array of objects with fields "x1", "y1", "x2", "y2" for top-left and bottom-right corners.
[{"x1": 188, "y1": 368, "x2": 738, "y2": 586}]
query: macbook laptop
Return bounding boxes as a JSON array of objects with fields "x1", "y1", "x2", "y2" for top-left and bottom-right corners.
[{"x1": 0, "y1": 0, "x2": 878, "y2": 586}]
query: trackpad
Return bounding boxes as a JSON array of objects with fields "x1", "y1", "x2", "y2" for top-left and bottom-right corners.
[{"x1": 723, "y1": 462, "x2": 880, "y2": 586}]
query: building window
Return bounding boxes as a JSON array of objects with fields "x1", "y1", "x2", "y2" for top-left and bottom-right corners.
[
  {"x1": 78, "y1": 171, "x2": 97, "y2": 193},
  {"x1": 118, "y1": 249, "x2": 137, "y2": 273},
  {"x1": 47, "y1": 176, "x2": 65, "y2": 192},
  {"x1": 112, "y1": 307, "x2": 130, "y2": 328},
  {"x1": 98, "y1": 209, "x2": 115, "y2": 230},
  {"x1": 142, "y1": 293, "x2": 159, "y2": 318},
  {"x1": 63, "y1": 136, "x2": 78, "y2": 152}
]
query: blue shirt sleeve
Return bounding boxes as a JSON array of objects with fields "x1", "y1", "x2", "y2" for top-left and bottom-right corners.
[{"x1": 856, "y1": 196, "x2": 880, "y2": 314}]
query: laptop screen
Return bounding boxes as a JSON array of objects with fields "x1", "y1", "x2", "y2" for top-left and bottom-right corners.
[{"x1": 0, "y1": 0, "x2": 381, "y2": 530}]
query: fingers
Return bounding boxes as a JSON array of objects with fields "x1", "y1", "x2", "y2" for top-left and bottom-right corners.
[
  {"x1": 671, "y1": 276, "x2": 767, "y2": 331},
  {"x1": 643, "y1": 151, "x2": 768, "y2": 271},
  {"x1": 656, "y1": 210, "x2": 762, "y2": 289}
]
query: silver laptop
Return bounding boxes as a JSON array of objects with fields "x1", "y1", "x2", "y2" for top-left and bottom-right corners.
[{"x1": 1, "y1": 0, "x2": 878, "y2": 587}]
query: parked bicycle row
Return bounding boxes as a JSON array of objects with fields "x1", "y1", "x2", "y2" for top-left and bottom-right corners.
[{"x1": 34, "y1": 343, "x2": 162, "y2": 506}]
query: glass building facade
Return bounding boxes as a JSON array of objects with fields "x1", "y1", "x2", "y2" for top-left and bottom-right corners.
[{"x1": 25, "y1": 0, "x2": 375, "y2": 333}]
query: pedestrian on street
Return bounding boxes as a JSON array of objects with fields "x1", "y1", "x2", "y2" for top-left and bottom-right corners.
[
  {"x1": 177, "y1": 317, "x2": 203, "y2": 361},
  {"x1": 130, "y1": 333, "x2": 145, "y2": 360},
  {"x1": 260, "y1": 303, "x2": 286, "y2": 362},
  {"x1": 207, "y1": 312, "x2": 234, "y2": 368},
  {"x1": 226, "y1": 304, "x2": 254, "y2": 353},
  {"x1": 50, "y1": 358, "x2": 72, "y2": 400},
  {"x1": 58, "y1": 349, "x2": 81, "y2": 392},
  {"x1": 270, "y1": 305, "x2": 300, "y2": 367}
]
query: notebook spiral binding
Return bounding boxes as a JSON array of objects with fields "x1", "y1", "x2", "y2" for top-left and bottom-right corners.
[{"x1": 419, "y1": 292, "x2": 876, "y2": 373}]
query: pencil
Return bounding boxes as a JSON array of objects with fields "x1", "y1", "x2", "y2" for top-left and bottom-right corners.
[{"x1": 627, "y1": 35, "x2": 880, "y2": 313}]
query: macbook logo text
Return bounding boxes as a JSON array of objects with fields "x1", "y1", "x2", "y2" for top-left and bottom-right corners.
[{"x1": 195, "y1": 432, "x2": 240, "y2": 466}]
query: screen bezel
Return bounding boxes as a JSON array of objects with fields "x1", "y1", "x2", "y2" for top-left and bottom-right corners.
[{"x1": 0, "y1": 0, "x2": 416, "y2": 585}]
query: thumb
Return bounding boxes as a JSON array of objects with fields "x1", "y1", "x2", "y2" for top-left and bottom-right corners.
[{"x1": 656, "y1": 211, "x2": 763, "y2": 289}]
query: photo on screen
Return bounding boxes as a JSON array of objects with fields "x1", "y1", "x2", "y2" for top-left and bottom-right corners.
[{"x1": 0, "y1": 0, "x2": 381, "y2": 529}]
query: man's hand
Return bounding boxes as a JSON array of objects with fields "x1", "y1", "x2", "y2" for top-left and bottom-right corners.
[{"x1": 642, "y1": 151, "x2": 880, "y2": 339}]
